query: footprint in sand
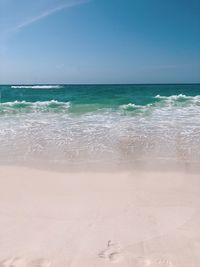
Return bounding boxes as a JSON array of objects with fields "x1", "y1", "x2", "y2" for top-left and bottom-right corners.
[
  {"x1": 98, "y1": 240, "x2": 122, "y2": 263},
  {"x1": 0, "y1": 258, "x2": 27, "y2": 267},
  {"x1": 0, "y1": 258, "x2": 51, "y2": 267},
  {"x1": 30, "y1": 259, "x2": 51, "y2": 267},
  {"x1": 154, "y1": 258, "x2": 173, "y2": 267},
  {"x1": 134, "y1": 257, "x2": 152, "y2": 267}
]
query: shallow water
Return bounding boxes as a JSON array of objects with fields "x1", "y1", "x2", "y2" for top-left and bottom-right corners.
[{"x1": 0, "y1": 84, "x2": 200, "y2": 170}]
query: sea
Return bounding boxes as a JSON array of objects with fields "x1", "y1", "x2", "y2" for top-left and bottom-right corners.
[{"x1": 0, "y1": 84, "x2": 200, "y2": 170}]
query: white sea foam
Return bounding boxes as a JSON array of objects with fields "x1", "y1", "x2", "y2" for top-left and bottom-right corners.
[
  {"x1": 154, "y1": 94, "x2": 200, "y2": 106},
  {"x1": 11, "y1": 85, "x2": 63, "y2": 89},
  {"x1": 155, "y1": 94, "x2": 188, "y2": 99},
  {"x1": 155, "y1": 94, "x2": 200, "y2": 100},
  {"x1": 1, "y1": 100, "x2": 69, "y2": 106},
  {"x1": 120, "y1": 103, "x2": 143, "y2": 110},
  {"x1": 0, "y1": 100, "x2": 70, "y2": 113},
  {"x1": 0, "y1": 101, "x2": 200, "y2": 167}
]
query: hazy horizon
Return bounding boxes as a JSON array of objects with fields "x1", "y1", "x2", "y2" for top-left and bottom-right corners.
[{"x1": 1, "y1": 81, "x2": 200, "y2": 86}]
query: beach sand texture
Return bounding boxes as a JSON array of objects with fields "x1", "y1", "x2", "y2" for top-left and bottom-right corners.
[{"x1": 0, "y1": 166, "x2": 199, "y2": 267}]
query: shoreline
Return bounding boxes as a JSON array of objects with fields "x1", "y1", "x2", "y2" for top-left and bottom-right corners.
[
  {"x1": 0, "y1": 158, "x2": 200, "y2": 174},
  {"x1": 0, "y1": 165, "x2": 199, "y2": 266}
]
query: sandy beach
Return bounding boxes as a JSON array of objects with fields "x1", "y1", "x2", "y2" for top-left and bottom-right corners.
[
  {"x1": 1, "y1": 0, "x2": 200, "y2": 265},
  {"x1": 0, "y1": 166, "x2": 199, "y2": 267}
]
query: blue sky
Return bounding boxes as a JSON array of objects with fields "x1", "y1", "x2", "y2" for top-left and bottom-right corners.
[{"x1": 0, "y1": 0, "x2": 200, "y2": 84}]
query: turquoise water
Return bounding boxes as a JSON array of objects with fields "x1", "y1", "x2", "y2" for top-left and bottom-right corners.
[
  {"x1": 0, "y1": 84, "x2": 200, "y2": 114},
  {"x1": 0, "y1": 84, "x2": 200, "y2": 168}
]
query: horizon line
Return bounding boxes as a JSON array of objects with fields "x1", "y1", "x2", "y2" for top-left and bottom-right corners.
[{"x1": 1, "y1": 83, "x2": 200, "y2": 86}]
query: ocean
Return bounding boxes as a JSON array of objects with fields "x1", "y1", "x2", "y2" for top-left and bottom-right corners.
[{"x1": 0, "y1": 84, "x2": 200, "y2": 170}]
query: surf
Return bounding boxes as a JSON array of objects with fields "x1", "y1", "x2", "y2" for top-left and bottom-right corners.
[{"x1": 11, "y1": 85, "x2": 63, "y2": 89}]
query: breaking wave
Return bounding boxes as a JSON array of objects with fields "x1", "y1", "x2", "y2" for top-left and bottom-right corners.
[
  {"x1": 154, "y1": 94, "x2": 200, "y2": 106},
  {"x1": 0, "y1": 84, "x2": 200, "y2": 170},
  {"x1": 120, "y1": 103, "x2": 142, "y2": 111},
  {"x1": 11, "y1": 85, "x2": 63, "y2": 89},
  {"x1": 0, "y1": 100, "x2": 70, "y2": 114},
  {"x1": 1, "y1": 96, "x2": 200, "y2": 115},
  {"x1": 119, "y1": 95, "x2": 200, "y2": 113}
]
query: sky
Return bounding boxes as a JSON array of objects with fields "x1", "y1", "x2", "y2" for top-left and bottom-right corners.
[{"x1": 0, "y1": 0, "x2": 200, "y2": 84}]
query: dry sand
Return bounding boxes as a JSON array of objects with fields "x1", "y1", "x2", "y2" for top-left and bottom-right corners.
[{"x1": 0, "y1": 166, "x2": 200, "y2": 267}]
